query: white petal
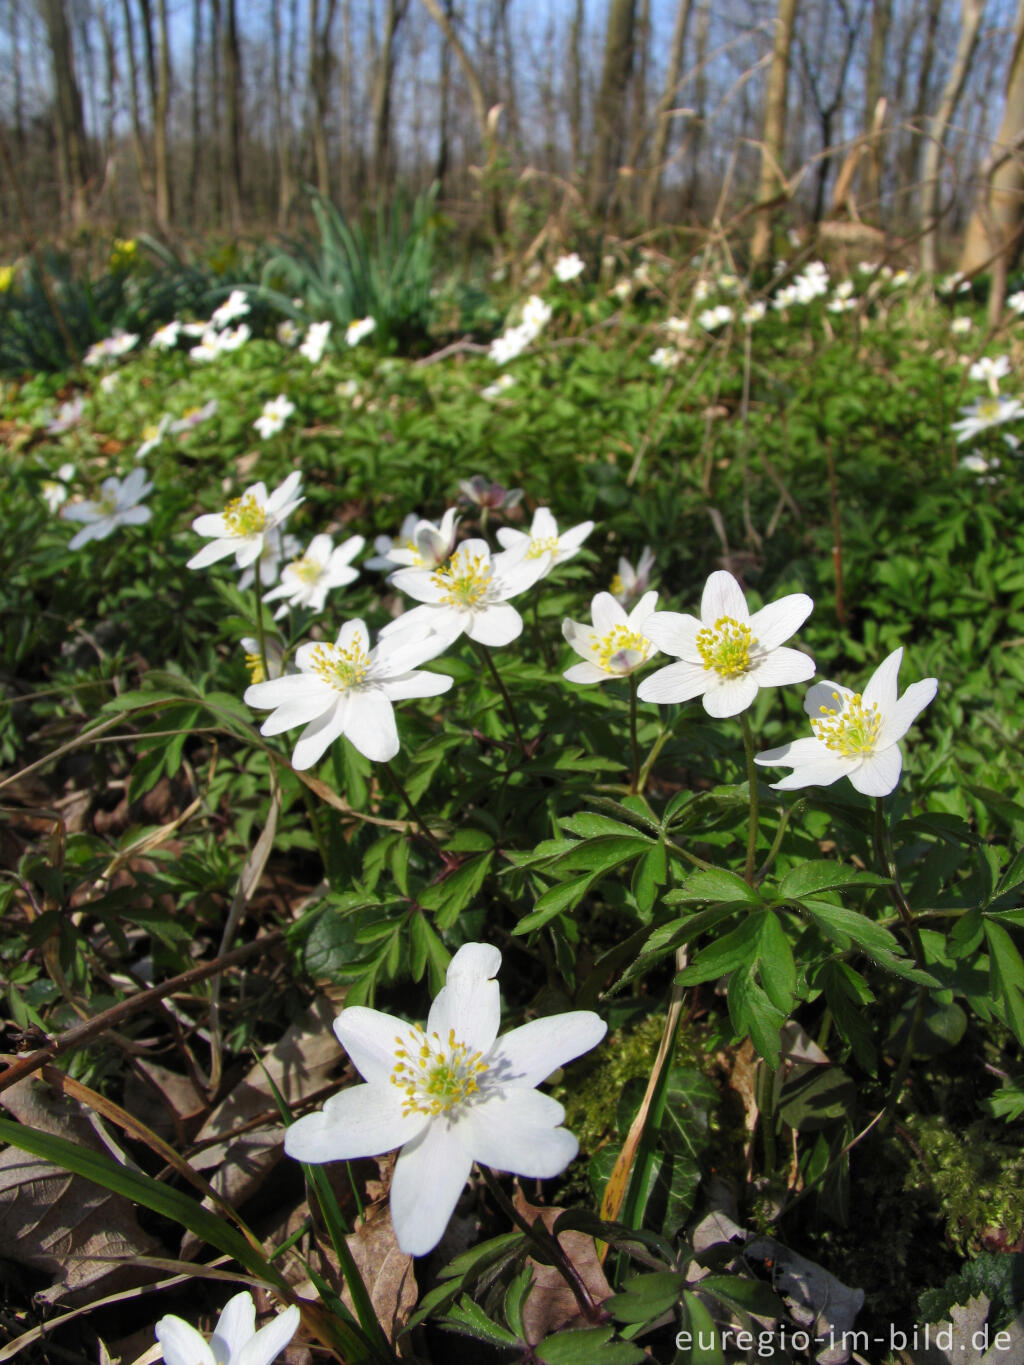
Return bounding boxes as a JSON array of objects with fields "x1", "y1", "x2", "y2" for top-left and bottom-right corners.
[
  {"x1": 530, "y1": 508, "x2": 558, "y2": 540},
  {"x1": 748, "y1": 593, "x2": 813, "y2": 650},
  {"x1": 488, "y1": 1012, "x2": 606, "y2": 1087},
  {"x1": 771, "y1": 753, "x2": 853, "y2": 790},
  {"x1": 803, "y1": 680, "x2": 853, "y2": 719},
  {"x1": 466, "y1": 603, "x2": 524, "y2": 646},
  {"x1": 334, "y1": 1006, "x2": 409, "y2": 1084},
  {"x1": 377, "y1": 669, "x2": 453, "y2": 701},
  {"x1": 644, "y1": 611, "x2": 702, "y2": 660},
  {"x1": 210, "y1": 1293, "x2": 255, "y2": 1362},
  {"x1": 462, "y1": 1089, "x2": 578, "y2": 1177},
  {"x1": 637, "y1": 660, "x2": 709, "y2": 705},
  {"x1": 291, "y1": 697, "x2": 352, "y2": 769},
  {"x1": 389, "y1": 1120, "x2": 474, "y2": 1256},
  {"x1": 755, "y1": 735, "x2": 828, "y2": 767},
  {"x1": 284, "y1": 1084, "x2": 424, "y2": 1161},
  {"x1": 258, "y1": 693, "x2": 333, "y2": 736},
  {"x1": 563, "y1": 661, "x2": 607, "y2": 684},
  {"x1": 628, "y1": 591, "x2": 660, "y2": 628},
  {"x1": 703, "y1": 673, "x2": 759, "y2": 717},
  {"x1": 187, "y1": 539, "x2": 235, "y2": 569},
  {"x1": 118, "y1": 504, "x2": 152, "y2": 526},
  {"x1": 877, "y1": 677, "x2": 938, "y2": 747},
  {"x1": 591, "y1": 593, "x2": 626, "y2": 635},
  {"x1": 233, "y1": 537, "x2": 265, "y2": 568},
  {"x1": 68, "y1": 523, "x2": 101, "y2": 551},
  {"x1": 390, "y1": 567, "x2": 444, "y2": 604},
  {"x1": 495, "y1": 527, "x2": 524, "y2": 550},
  {"x1": 155, "y1": 1317, "x2": 217, "y2": 1365},
  {"x1": 862, "y1": 648, "x2": 904, "y2": 713},
  {"x1": 336, "y1": 618, "x2": 369, "y2": 651},
  {"x1": 427, "y1": 944, "x2": 502, "y2": 1053},
  {"x1": 555, "y1": 520, "x2": 594, "y2": 556},
  {"x1": 192, "y1": 512, "x2": 230, "y2": 537},
  {"x1": 701, "y1": 571, "x2": 749, "y2": 624},
  {"x1": 245, "y1": 675, "x2": 325, "y2": 710},
  {"x1": 234, "y1": 1307, "x2": 301, "y2": 1365},
  {"x1": 751, "y1": 646, "x2": 815, "y2": 688},
  {"x1": 849, "y1": 745, "x2": 903, "y2": 796},
  {"x1": 345, "y1": 689, "x2": 399, "y2": 762}
]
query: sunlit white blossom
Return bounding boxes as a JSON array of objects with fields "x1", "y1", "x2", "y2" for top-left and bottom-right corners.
[
  {"x1": 262, "y1": 533, "x2": 365, "y2": 617},
  {"x1": 254, "y1": 394, "x2": 296, "y2": 439},
  {"x1": 156, "y1": 1293, "x2": 299, "y2": 1365},
  {"x1": 63, "y1": 467, "x2": 152, "y2": 550},
  {"x1": 188, "y1": 471, "x2": 303, "y2": 572},
  {"x1": 346, "y1": 316, "x2": 376, "y2": 346},
  {"x1": 563, "y1": 591, "x2": 659, "y2": 683},
  {"x1": 495, "y1": 506, "x2": 593, "y2": 576},
  {"x1": 554, "y1": 252, "x2": 585, "y2": 283},
  {"x1": 210, "y1": 290, "x2": 250, "y2": 329}
]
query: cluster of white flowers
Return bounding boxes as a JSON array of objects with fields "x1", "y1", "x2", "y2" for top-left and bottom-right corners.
[
  {"x1": 489, "y1": 295, "x2": 553, "y2": 364},
  {"x1": 773, "y1": 260, "x2": 829, "y2": 310},
  {"x1": 650, "y1": 345, "x2": 682, "y2": 370},
  {"x1": 697, "y1": 304, "x2": 734, "y2": 331},
  {"x1": 83, "y1": 329, "x2": 139, "y2": 366}
]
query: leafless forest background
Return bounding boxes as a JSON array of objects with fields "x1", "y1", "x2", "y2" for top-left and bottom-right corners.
[{"x1": 2, "y1": 0, "x2": 1024, "y2": 275}]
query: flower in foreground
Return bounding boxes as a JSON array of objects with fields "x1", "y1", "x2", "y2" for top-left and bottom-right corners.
[
  {"x1": 62, "y1": 467, "x2": 153, "y2": 550},
  {"x1": 637, "y1": 570, "x2": 814, "y2": 718},
  {"x1": 563, "y1": 591, "x2": 659, "y2": 683},
  {"x1": 156, "y1": 1292, "x2": 299, "y2": 1365},
  {"x1": 262, "y1": 532, "x2": 365, "y2": 617},
  {"x1": 950, "y1": 395, "x2": 1024, "y2": 443},
  {"x1": 284, "y1": 942, "x2": 606, "y2": 1256},
  {"x1": 245, "y1": 617, "x2": 452, "y2": 766},
  {"x1": 254, "y1": 394, "x2": 296, "y2": 439},
  {"x1": 188, "y1": 471, "x2": 303, "y2": 572},
  {"x1": 755, "y1": 647, "x2": 937, "y2": 796},
  {"x1": 385, "y1": 538, "x2": 548, "y2": 648},
  {"x1": 495, "y1": 507, "x2": 594, "y2": 576}
]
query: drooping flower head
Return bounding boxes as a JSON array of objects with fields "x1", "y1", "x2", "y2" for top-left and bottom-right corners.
[
  {"x1": 188, "y1": 471, "x2": 303, "y2": 572},
  {"x1": 156, "y1": 1293, "x2": 299, "y2": 1365},
  {"x1": 637, "y1": 569, "x2": 814, "y2": 718},
  {"x1": 458, "y1": 476, "x2": 524, "y2": 514},
  {"x1": 382, "y1": 508, "x2": 460, "y2": 571},
  {"x1": 244, "y1": 617, "x2": 451, "y2": 767},
  {"x1": 611, "y1": 546, "x2": 655, "y2": 608},
  {"x1": 563, "y1": 591, "x2": 660, "y2": 684},
  {"x1": 62, "y1": 467, "x2": 153, "y2": 550},
  {"x1": 284, "y1": 943, "x2": 606, "y2": 1256},
  {"x1": 755, "y1": 647, "x2": 937, "y2": 796}
]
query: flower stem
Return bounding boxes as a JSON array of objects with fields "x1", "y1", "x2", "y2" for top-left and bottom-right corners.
[
  {"x1": 628, "y1": 675, "x2": 640, "y2": 793},
  {"x1": 253, "y1": 583, "x2": 269, "y2": 680},
  {"x1": 478, "y1": 1165, "x2": 604, "y2": 1324},
  {"x1": 476, "y1": 642, "x2": 526, "y2": 753},
  {"x1": 740, "y1": 712, "x2": 760, "y2": 885},
  {"x1": 383, "y1": 761, "x2": 445, "y2": 859}
]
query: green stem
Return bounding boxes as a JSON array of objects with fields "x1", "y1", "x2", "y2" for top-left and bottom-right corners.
[
  {"x1": 253, "y1": 583, "x2": 269, "y2": 681},
  {"x1": 740, "y1": 712, "x2": 760, "y2": 885},
  {"x1": 478, "y1": 1165, "x2": 603, "y2": 1324},
  {"x1": 628, "y1": 674, "x2": 640, "y2": 793},
  {"x1": 476, "y1": 642, "x2": 526, "y2": 753},
  {"x1": 383, "y1": 762, "x2": 445, "y2": 859},
  {"x1": 637, "y1": 723, "x2": 671, "y2": 794}
]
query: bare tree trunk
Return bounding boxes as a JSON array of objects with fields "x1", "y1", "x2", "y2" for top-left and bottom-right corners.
[
  {"x1": 587, "y1": 0, "x2": 637, "y2": 216},
  {"x1": 960, "y1": 0, "x2": 1024, "y2": 304},
  {"x1": 435, "y1": 0, "x2": 454, "y2": 188},
  {"x1": 209, "y1": 0, "x2": 224, "y2": 221},
  {"x1": 189, "y1": 0, "x2": 202, "y2": 219},
  {"x1": 41, "y1": 0, "x2": 91, "y2": 228},
  {"x1": 686, "y1": 0, "x2": 709, "y2": 209},
  {"x1": 223, "y1": 0, "x2": 243, "y2": 227},
  {"x1": 153, "y1": 0, "x2": 172, "y2": 228},
  {"x1": 899, "y1": 0, "x2": 941, "y2": 193},
  {"x1": 641, "y1": 0, "x2": 693, "y2": 221},
  {"x1": 568, "y1": 0, "x2": 584, "y2": 173},
  {"x1": 309, "y1": 0, "x2": 338, "y2": 199},
  {"x1": 861, "y1": 0, "x2": 891, "y2": 215},
  {"x1": 270, "y1": 0, "x2": 293, "y2": 224},
  {"x1": 371, "y1": 0, "x2": 409, "y2": 192},
  {"x1": 750, "y1": 0, "x2": 798, "y2": 269},
  {"x1": 920, "y1": 0, "x2": 984, "y2": 274},
  {"x1": 628, "y1": 0, "x2": 650, "y2": 194},
  {"x1": 9, "y1": 0, "x2": 25, "y2": 156},
  {"x1": 120, "y1": 0, "x2": 154, "y2": 202}
]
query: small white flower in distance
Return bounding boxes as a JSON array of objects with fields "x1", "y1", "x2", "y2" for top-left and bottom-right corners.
[
  {"x1": 62, "y1": 467, "x2": 152, "y2": 550},
  {"x1": 150, "y1": 320, "x2": 181, "y2": 349},
  {"x1": 254, "y1": 394, "x2": 296, "y2": 439},
  {"x1": 950, "y1": 316, "x2": 973, "y2": 336},
  {"x1": 155, "y1": 1292, "x2": 299, "y2": 1365},
  {"x1": 385, "y1": 538, "x2": 548, "y2": 649},
  {"x1": 968, "y1": 355, "x2": 1011, "y2": 394},
  {"x1": 365, "y1": 513, "x2": 421, "y2": 572},
  {"x1": 40, "y1": 462, "x2": 75, "y2": 513},
  {"x1": 210, "y1": 289, "x2": 250, "y2": 329},
  {"x1": 283, "y1": 943, "x2": 606, "y2": 1256},
  {"x1": 697, "y1": 305, "x2": 733, "y2": 331},
  {"x1": 959, "y1": 451, "x2": 1001, "y2": 483},
  {"x1": 346, "y1": 316, "x2": 376, "y2": 346},
  {"x1": 554, "y1": 252, "x2": 585, "y2": 283},
  {"x1": 1008, "y1": 291, "x2": 1024, "y2": 315},
  {"x1": 277, "y1": 319, "x2": 300, "y2": 346},
  {"x1": 99, "y1": 372, "x2": 120, "y2": 394},
  {"x1": 611, "y1": 546, "x2": 655, "y2": 607},
  {"x1": 45, "y1": 396, "x2": 85, "y2": 435},
  {"x1": 637, "y1": 570, "x2": 814, "y2": 718},
  {"x1": 951, "y1": 395, "x2": 1024, "y2": 443},
  {"x1": 489, "y1": 324, "x2": 534, "y2": 365},
  {"x1": 521, "y1": 295, "x2": 552, "y2": 332},
  {"x1": 651, "y1": 346, "x2": 681, "y2": 370},
  {"x1": 245, "y1": 617, "x2": 452, "y2": 766},
  {"x1": 693, "y1": 278, "x2": 711, "y2": 302},
  {"x1": 458, "y1": 476, "x2": 524, "y2": 513},
  {"x1": 496, "y1": 507, "x2": 594, "y2": 576},
  {"x1": 300, "y1": 320, "x2": 332, "y2": 362},
  {"x1": 888, "y1": 269, "x2": 911, "y2": 287},
  {"x1": 563, "y1": 591, "x2": 659, "y2": 683},
  {"x1": 755, "y1": 648, "x2": 937, "y2": 797},
  {"x1": 263, "y1": 532, "x2": 365, "y2": 617},
  {"x1": 240, "y1": 634, "x2": 288, "y2": 685},
  {"x1": 188, "y1": 471, "x2": 303, "y2": 572},
  {"x1": 663, "y1": 316, "x2": 690, "y2": 336},
  {"x1": 136, "y1": 414, "x2": 172, "y2": 460},
  {"x1": 189, "y1": 329, "x2": 222, "y2": 361},
  {"x1": 481, "y1": 374, "x2": 517, "y2": 400},
  {"x1": 384, "y1": 508, "x2": 460, "y2": 570},
  {"x1": 611, "y1": 278, "x2": 632, "y2": 301},
  {"x1": 84, "y1": 330, "x2": 138, "y2": 365},
  {"x1": 742, "y1": 300, "x2": 767, "y2": 325},
  {"x1": 169, "y1": 399, "x2": 218, "y2": 435},
  {"x1": 217, "y1": 323, "x2": 250, "y2": 352}
]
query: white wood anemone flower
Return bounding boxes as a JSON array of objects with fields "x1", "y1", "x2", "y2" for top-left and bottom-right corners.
[
  {"x1": 754, "y1": 647, "x2": 937, "y2": 797},
  {"x1": 382, "y1": 507, "x2": 460, "y2": 570},
  {"x1": 637, "y1": 570, "x2": 814, "y2": 718},
  {"x1": 62, "y1": 467, "x2": 153, "y2": 550},
  {"x1": 155, "y1": 1292, "x2": 299, "y2": 1365},
  {"x1": 244, "y1": 617, "x2": 452, "y2": 767},
  {"x1": 563, "y1": 591, "x2": 660, "y2": 683},
  {"x1": 495, "y1": 507, "x2": 594, "y2": 577},
  {"x1": 284, "y1": 943, "x2": 606, "y2": 1257},
  {"x1": 383, "y1": 538, "x2": 549, "y2": 649},
  {"x1": 188, "y1": 471, "x2": 303, "y2": 572},
  {"x1": 262, "y1": 532, "x2": 365, "y2": 617}
]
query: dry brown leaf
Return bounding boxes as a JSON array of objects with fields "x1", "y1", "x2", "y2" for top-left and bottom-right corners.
[
  {"x1": 123, "y1": 1061, "x2": 208, "y2": 1145},
  {"x1": 0, "y1": 1077, "x2": 161, "y2": 1306},
  {"x1": 512, "y1": 1188, "x2": 613, "y2": 1344},
  {"x1": 323, "y1": 1205, "x2": 417, "y2": 1350}
]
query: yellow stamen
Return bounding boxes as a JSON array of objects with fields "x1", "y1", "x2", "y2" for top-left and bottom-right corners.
[
  {"x1": 389, "y1": 1025, "x2": 489, "y2": 1118},
  {"x1": 290, "y1": 555, "x2": 321, "y2": 584},
  {"x1": 593, "y1": 623, "x2": 650, "y2": 673},
  {"x1": 696, "y1": 616, "x2": 755, "y2": 677},
  {"x1": 308, "y1": 635, "x2": 371, "y2": 690},
  {"x1": 222, "y1": 492, "x2": 266, "y2": 537},
  {"x1": 812, "y1": 690, "x2": 882, "y2": 757},
  {"x1": 526, "y1": 535, "x2": 559, "y2": 560},
  {"x1": 245, "y1": 651, "x2": 265, "y2": 685},
  {"x1": 431, "y1": 554, "x2": 492, "y2": 607}
]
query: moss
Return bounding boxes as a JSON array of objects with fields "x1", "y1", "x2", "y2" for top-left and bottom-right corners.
[{"x1": 904, "y1": 1117, "x2": 1024, "y2": 1253}]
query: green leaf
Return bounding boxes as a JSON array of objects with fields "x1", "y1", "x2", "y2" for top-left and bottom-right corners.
[
  {"x1": 418, "y1": 852, "x2": 494, "y2": 929},
  {"x1": 728, "y1": 968, "x2": 785, "y2": 1067},
  {"x1": 758, "y1": 910, "x2": 796, "y2": 1014},
  {"x1": 777, "y1": 860, "x2": 890, "y2": 898},
  {"x1": 607, "y1": 1271, "x2": 686, "y2": 1323},
  {"x1": 676, "y1": 914, "x2": 763, "y2": 986},
  {"x1": 698, "y1": 1274, "x2": 783, "y2": 1318},
  {"x1": 678, "y1": 1292, "x2": 724, "y2": 1364},
  {"x1": 442, "y1": 1296, "x2": 519, "y2": 1346},
  {"x1": 673, "y1": 869, "x2": 763, "y2": 905},
  {"x1": 536, "y1": 1325, "x2": 646, "y2": 1365},
  {"x1": 984, "y1": 920, "x2": 1024, "y2": 1046},
  {"x1": 798, "y1": 897, "x2": 902, "y2": 957}
]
